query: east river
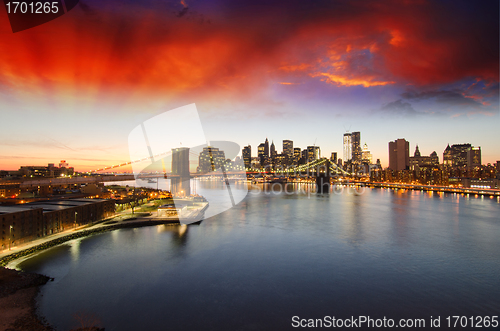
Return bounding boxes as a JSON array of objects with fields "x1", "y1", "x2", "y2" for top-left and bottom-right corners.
[{"x1": 15, "y1": 181, "x2": 500, "y2": 330}]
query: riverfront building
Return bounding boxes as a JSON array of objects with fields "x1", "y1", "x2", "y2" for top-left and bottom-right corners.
[
  {"x1": 389, "y1": 138, "x2": 410, "y2": 171},
  {"x1": 443, "y1": 143, "x2": 482, "y2": 170},
  {"x1": 18, "y1": 161, "x2": 75, "y2": 178},
  {"x1": 409, "y1": 145, "x2": 439, "y2": 170},
  {"x1": 258, "y1": 139, "x2": 270, "y2": 166},
  {"x1": 198, "y1": 147, "x2": 226, "y2": 173},
  {"x1": 242, "y1": 145, "x2": 251, "y2": 169},
  {"x1": 0, "y1": 198, "x2": 115, "y2": 251}
]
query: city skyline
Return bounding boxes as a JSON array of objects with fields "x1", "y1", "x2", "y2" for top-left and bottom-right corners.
[
  {"x1": 2, "y1": 133, "x2": 497, "y2": 174},
  {"x1": 0, "y1": 0, "x2": 498, "y2": 171}
]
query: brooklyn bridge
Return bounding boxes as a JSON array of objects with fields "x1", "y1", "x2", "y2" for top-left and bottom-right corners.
[{"x1": 1, "y1": 147, "x2": 353, "y2": 196}]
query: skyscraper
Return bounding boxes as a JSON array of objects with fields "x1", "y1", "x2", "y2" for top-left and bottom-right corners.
[
  {"x1": 351, "y1": 131, "x2": 361, "y2": 164},
  {"x1": 343, "y1": 133, "x2": 352, "y2": 162},
  {"x1": 198, "y1": 147, "x2": 226, "y2": 173},
  {"x1": 258, "y1": 143, "x2": 266, "y2": 166},
  {"x1": 467, "y1": 147, "x2": 481, "y2": 170},
  {"x1": 361, "y1": 143, "x2": 372, "y2": 164},
  {"x1": 301, "y1": 149, "x2": 308, "y2": 163},
  {"x1": 264, "y1": 138, "x2": 269, "y2": 158},
  {"x1": 443, "y1": 144, "x2": 452, "y2": 167},
  {"x1": 388, "y1": 138, "x2": 409, "y2": 171},
  {"x1": 307, "y1": 146, "x2": 320, "y2": 161},
  {"x1": 293, "y1": 148, "x2": 301, "y2": 165},
  {"x1": 242, "y1": 145, "x2": 251, "y2": 169},
  {"x1": 270, "y1": 141, "x2": 277, "y2": 160},
  {"x1": 283, "y1": 140, "x2": 293, "y2": 158},
  {"x1": 330, "y1": 152, "x2": 337, "y2": 164},
  {"x1": 449, "y1": 143, "x2": 471, "y2": 168}
]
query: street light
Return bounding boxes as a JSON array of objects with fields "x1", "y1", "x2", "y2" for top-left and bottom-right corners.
[
  {"x1": 74, "y1": 211, "x2": 77, "y2": 229},
  {"x1": 9, "y1": 225, "x2": 13, "y2": 250}
]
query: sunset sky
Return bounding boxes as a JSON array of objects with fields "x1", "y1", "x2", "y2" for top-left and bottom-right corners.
[{"x1": 0, "y1": 0, "x2": 498, "y2": 171}]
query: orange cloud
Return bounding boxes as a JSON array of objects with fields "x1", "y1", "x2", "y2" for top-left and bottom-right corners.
[
  {"x1": 311, "y1": 73, "x2": 394, "y2": 88},
  {"x1": 278, "y1": 64, "x2": 311, "y2": 72}
]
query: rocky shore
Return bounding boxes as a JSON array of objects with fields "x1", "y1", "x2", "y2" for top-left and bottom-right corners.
[{"x1": 0, "y1": 266, "x2": 52, "y2": 331}]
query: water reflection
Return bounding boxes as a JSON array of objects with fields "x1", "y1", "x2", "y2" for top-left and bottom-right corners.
[{"x1": 16, "y1": 187, "x2": 500, "y2": 331}]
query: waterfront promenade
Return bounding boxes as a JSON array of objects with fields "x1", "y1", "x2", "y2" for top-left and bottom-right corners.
[
  {"x1": 359, "y1": 181, "x2": 500, "y2": 197},
  {"x1": 0, "y1": 209, "x2": 180, "y2": 266}
]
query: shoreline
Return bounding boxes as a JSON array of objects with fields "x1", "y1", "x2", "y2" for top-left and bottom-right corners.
[
  {"x1": 0, "y1": 266, "x2": 52, "y2": 331},
  {"x1": 0, "y1": 216, "x2": 181, "y2": 268},
  {"x1": 0, "y1": 215, "x2": 183, "y2": 331}
]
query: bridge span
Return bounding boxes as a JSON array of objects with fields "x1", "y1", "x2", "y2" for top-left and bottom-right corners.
[{"x1": 1, "y1": 175, "x2": 137, "y2": 188}]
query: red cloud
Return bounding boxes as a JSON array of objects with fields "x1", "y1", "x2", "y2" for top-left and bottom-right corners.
[{"x1": 0, "y1": 0, "x2": 497, "y2": 101}]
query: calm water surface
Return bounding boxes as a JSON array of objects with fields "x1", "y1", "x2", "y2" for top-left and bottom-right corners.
[{"x1": 18, "y1": 185, "x2": 500, "y2": 330}]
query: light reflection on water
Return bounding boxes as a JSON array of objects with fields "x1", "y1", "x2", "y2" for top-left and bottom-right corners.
[{"x1": 17, "y1": 185, "x2": 500, "y2": 331}]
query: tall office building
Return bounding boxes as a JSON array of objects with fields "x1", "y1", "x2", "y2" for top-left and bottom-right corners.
[
  {"x1": 283, "y1": 140, "x2": 293, "y2": 158},
  {"x1": 270, "y1": 141, "x2": 277, "y2": 160},
  {"x1": 443, "y1": 144, "x2": 452, "y2": 167},
  {"x1": 330, "y1": 152, "x2": 337, "y2": 164},
  {"x1": 293, "y1": 148, "x2": 301, "y2": 165},
  {"x1": 449, "y1": 143, "x2": 471, "y2": 168},
  {"x1": 301, "y1": 149, "x2": 308, "y2": 163},
  {"x1": 307, "y1": 146, "x2": 320, "y2": 161},
  {"x1": 467, "y1": 147, "x2": 481, "y2": 170},
  {"x1": 351, "y1": 132, "x2": 361, "y2": 164},
  {"x1": 258, "y1": 143, "x2": 266, "y2": 166},
  {"x1": 343, "y1": 133, "x2": 352, "y2": 162},
  {"x1": 198, "y1": 147, "x2": 226, "y2": 173},
  {"x1": 264, "y1": 138, "x2": 269, "y2": 158},
  {"x1": 361, "y1": 143, "x2": 372, "y2": 164},
  {"x1": 242, "y1": 145, "x2": 251, "y2": 169},
  {"x1": 388, "y1": 138, "x2": 409, "y2": 171}
]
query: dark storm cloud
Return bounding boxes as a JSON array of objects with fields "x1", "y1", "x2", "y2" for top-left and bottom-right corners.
[
  {"x1": 401, "y1": 90, "x2": 484, "y2": 108},
  {"x1": 380, "y1": 99, "x2": 418, "y2": 117}
]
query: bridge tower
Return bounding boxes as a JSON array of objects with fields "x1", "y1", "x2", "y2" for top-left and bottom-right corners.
[
  {"x1": 315, "y1": 159, "x2": 331, "y2": 194},
  {"x1": 171, "y1": 147, "x2": 191, "y2": 197}
]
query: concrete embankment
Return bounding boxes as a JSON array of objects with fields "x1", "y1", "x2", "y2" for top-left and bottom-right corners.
[{"x1": 0, "y1": 216, "x2": 180, "y2": 267}]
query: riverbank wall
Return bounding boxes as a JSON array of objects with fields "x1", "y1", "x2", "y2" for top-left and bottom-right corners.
[{"x1": 0, "y1": 216, "x2": 180, "y2": 267}]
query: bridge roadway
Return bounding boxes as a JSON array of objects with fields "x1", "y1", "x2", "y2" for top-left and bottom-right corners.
[
  {"x1": 1, "y1": 172, "x2": 249, "y2": 189},
  {"x1": 0, "y1": 175, "x2": 136, "y2": 188},
  {"x1": 1, "y1": 158, "x2": 346, "y2": 189}
]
